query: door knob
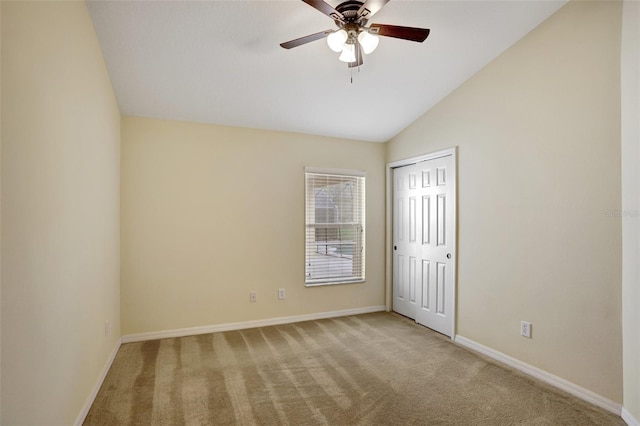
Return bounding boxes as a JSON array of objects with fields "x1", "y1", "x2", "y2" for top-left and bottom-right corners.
[
  {"x1": 394, "y1": 246, "x2": 397, "y2": 250},
  {"x1": 446, "y1": 253, "x2": 452, "y2": 259}
]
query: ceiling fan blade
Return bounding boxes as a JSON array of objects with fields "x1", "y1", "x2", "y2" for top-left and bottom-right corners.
[
  {"x1": 369, "y1": 24, "x2": 430, "y2": 42},
  {"x1": 348, "y1": 42, "x2": 363, "y2": 68},
  {"x1": 302, "y1": 0, "x2": 345, "y2": 21},
  {"x1": 357, "y1": 0, "x2": 391, "y2": 20},
  {"x1": 280, "y1": 30, "x2": 332, "y2": 49}
]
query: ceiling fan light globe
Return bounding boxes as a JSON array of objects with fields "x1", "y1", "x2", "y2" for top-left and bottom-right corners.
[
  {"x1": 358, "y1": 31, "x2": 379, "y2": 55},
  {"x1": 338, "y1": 42, "x2": 356, "y2": 63},
  {"x1": 327, "y1": 29, "x2": 348, "y2": 52}
]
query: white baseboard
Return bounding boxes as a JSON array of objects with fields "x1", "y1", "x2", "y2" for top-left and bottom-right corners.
[
  {"x1": 454, "y1": 335, "x2": 622, "y2": 416},
  {"x1": 74, "y1": 338, "x2": 122, "y2": 426},
  {"x1": 121, "y1": 305, "x2": 387, "y2": 344},
  {"x1": 623, "y1": 407, "x2": 640, "y2": 426}
]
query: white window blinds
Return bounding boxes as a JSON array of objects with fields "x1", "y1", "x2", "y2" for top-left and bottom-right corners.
[{"x1": 305, "y1": 169, "x2": 365, "y2": 286}]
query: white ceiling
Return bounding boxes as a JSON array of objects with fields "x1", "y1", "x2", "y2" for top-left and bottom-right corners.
[{"x1": 87, "y1": 0, "x2": 566, "y2": 142}]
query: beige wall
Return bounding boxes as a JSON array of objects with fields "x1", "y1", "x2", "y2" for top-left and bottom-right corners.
[
  {"x1": 387, "y1": 1, "x2": 623, "y2": 403},
  {"x1": 0, "y1": 2, "x2": 3, "y2": 420},
  {"x1": 622, "y1": 0, "x2": 640, "y2": 421},
  {"x1": 0, "y1": 1, "x2": 2, "y2": 423},
  {"x1": 1, "y1": 2, "x2": 121, "y2": 424},
  {"x1": 121, "y1": 117, "x2": 385, "y2": 335}
]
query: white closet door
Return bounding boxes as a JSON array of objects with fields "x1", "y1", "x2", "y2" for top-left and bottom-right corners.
[
  {"x1": 392, "y1": 163, "x2": 421, "y2": 318},
  {"x1": 392, "y1": 154, "x2": 456, "y2": 337}
]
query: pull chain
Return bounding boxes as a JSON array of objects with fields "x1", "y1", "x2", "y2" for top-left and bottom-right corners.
[{"x1": 349, "y1": 64, "x2": 361, "y2": 84}]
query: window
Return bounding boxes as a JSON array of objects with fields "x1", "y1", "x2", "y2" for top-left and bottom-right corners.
[{"x1": 305, "y1": 168, "x2": 365, "y2": 286}]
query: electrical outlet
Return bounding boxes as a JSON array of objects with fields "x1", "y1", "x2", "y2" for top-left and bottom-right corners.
[
  {"x1": 520, "y1": 321, "x2": 532, "y2": 338},
  {"x1": 278, "y1": 288, "x2": 286, "y2": 300},
  {"x1": 104, "y1": 320, "x2": 110, "y2": 337},
  {"x1": 250, "y1": 292, "x2": 257, "y2": 303}
]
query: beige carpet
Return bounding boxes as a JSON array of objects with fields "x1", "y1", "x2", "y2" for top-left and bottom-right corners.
[{"x1": 85, "y1": 312, "x2": 624, "y2": 425}]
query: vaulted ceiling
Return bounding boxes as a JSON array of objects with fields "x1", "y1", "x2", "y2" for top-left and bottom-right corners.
[{"x1": 87, "y1": 0, "x2": 566, "y2": 142}]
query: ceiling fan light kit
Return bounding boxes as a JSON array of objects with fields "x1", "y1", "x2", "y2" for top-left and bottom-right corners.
[
  {"x1": 358, "y1": 30, "x2": 379, "y2": 54},
  {"x1": 280, "y1": 0, "x2": 430, "y2": 69},
  {"x1": 327, "y1": 29, "x2": 348, "y2": 52},
  {"x1": 338, "y1": 41, "x2": 357, "y2": 63}
]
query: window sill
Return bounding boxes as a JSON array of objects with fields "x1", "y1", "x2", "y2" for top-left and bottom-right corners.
[{"x1": 305, "y1": 279, "x2": 365, "y2": 287}]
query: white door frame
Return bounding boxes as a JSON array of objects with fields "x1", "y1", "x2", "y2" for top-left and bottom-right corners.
[{"x1": 385, "y1": 147, "x2": 458, "y2": 339}]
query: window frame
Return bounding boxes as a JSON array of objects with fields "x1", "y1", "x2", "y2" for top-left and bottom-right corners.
[{"x1": 304, "y1": 167, "x2": 366, "y2": 287}]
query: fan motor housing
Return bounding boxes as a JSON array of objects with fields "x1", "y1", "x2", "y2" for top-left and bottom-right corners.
[{"x1": 334, "y1": 0, "x2": 368, "y2": 26}]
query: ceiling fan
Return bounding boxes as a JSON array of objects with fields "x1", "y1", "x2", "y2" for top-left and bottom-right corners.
[{"x1": 280, "y1": 0, "x2": 430, "y2": 68}]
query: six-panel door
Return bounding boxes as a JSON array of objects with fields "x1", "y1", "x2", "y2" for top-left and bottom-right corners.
[{"x1": 392, "y1": 155, "x2": 455, "y2": 337}]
